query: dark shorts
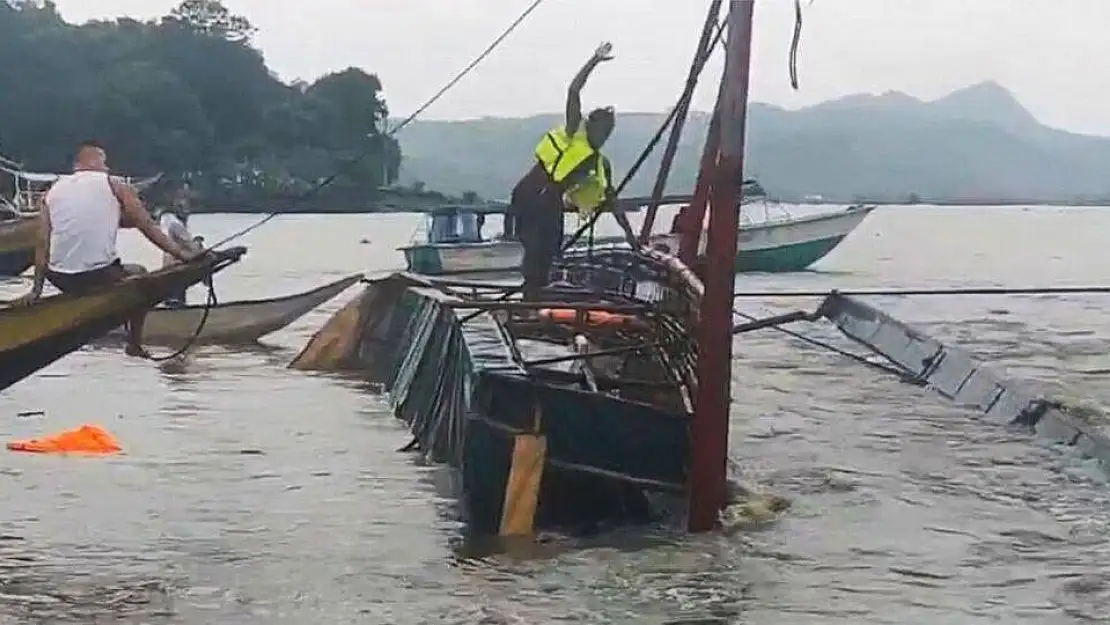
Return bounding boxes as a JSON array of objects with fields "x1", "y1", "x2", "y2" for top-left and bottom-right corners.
[{"x1": 46, "y1": 260, "x2": 129, "y2": 296}]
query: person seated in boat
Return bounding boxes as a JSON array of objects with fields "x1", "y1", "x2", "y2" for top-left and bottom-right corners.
[
  {"x1": 158, "y1": 188, "x2": 204, "y2": 308},
  {"x1": 17, "y1": 140, "x2": 197, "y2": 358},
  {"x1": 510, "y1": 42, "x2": 637, "y2": 300}
]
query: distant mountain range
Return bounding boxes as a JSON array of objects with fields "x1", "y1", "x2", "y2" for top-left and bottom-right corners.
[{"x1": 394, "y1": 82, "x2": 1110, "y2": 204}]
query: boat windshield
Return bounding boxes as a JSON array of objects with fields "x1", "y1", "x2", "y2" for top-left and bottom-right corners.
[{"x1": 427, "y1": 210, "x2": 484, "y2": 244}]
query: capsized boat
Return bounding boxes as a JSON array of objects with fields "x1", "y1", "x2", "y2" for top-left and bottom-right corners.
[
  {"x1": 0, "y1": 246, "x2": 246, "y2": 392},
  {"x1": 105, "y1": 273, "x2": 363, "y2": 346},
  {"x1": 293, "y1": 247, "x2": 705, "y2": 535}
]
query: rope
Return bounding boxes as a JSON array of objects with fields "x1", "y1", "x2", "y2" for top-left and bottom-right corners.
[
  {"x1": 387, "y1": 0, "x2": 546, "y2": 135},
  {"x1": 147, "y1": 279, "x2": 218, "y2": 363},
  {"x1": 788, "y1": 0, "x2": 804, "y2": 89},
  {"x1": 144, "y1": 0, "x2": 546, "y2": 359},
  {"x1": 207, "y1": 0, "x2": 548, "y2": 251},
  {"x1": 639, "y1": 4, "x2": 726, "y2": 241},
  {"x1": 460, "y1": 100, "x2": 689, "y2": 320},
  {"x1": 732, "y1": 285, "x2": 1110, "y2": 299},
  {"x1": 562, "y1": 18, "x2": 727, "y2": 255},
  {"x1": 732, "y1": 308, "x2": 909, "y2": 378},
  {"x1": 471, "y1": 16, "x2": 727, "y2": 316}
]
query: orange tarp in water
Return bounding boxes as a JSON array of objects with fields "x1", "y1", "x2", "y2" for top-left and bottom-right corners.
[{"x1": 7, "y1": 424, "x2": 121, "y2": 455}]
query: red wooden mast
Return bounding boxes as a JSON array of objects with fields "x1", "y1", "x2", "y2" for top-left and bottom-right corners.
[{"x1": 686, "y1": 0, "x2": 755, "y2": 532}]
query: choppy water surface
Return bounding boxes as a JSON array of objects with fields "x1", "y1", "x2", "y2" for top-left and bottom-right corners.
[{"x1": 3, "y1": 206, "x2": 1110, "y2": 623}]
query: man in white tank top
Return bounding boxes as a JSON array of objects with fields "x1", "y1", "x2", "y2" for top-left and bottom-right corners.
[{"x1": 19, "y1": 141, "x2": 196, "y2": 358}]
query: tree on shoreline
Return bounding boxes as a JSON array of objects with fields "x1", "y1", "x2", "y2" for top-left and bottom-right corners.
[
  {"x1": 168, "y1": 0, "x2": 255, "y2": 42},
  {"x1": 0, "y1": 0, "x2": 408, "y2": 210}
]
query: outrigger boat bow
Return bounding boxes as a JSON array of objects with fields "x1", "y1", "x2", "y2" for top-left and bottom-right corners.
[{"x1": 722, "y1": 286, "x2": 1110, "y2": 479}]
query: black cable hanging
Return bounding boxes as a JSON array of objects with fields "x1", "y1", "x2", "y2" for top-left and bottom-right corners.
[
  {"x1": 147, "y1": 0, "x2": 550, "y2": 360},
  {"x1": 205, "y1": 0, "x2": 549, "y2": 252},
  {"x1": 789, "y1": 0, "x2": 805, "y2": 90}
]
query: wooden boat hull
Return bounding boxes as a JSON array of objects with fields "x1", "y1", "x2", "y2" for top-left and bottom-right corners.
[
  {"x1": 0, "y1": 246, "x2": 247, "y2": 392},
  {"x1": 293, "y1": 250, "x2": 700, "y2": 536},
  {"x1": 106, "y1": 273, "x2": 363, "y2": 346},
  {"x1": 0, "y1": 217, "x2": 36, "y2": 277},
  {"x1": 401, "y1": 204, "x2": 874, "y2": 275}
]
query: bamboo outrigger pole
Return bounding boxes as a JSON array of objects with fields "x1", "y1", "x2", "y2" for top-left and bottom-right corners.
[{"x1": 686, "y1": 0, "x2": 755, "y2": 532}]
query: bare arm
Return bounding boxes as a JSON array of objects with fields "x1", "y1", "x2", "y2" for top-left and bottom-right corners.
[
  {"x1": 29, "y1": 209, "x2": 51, "y2": 296},
  {"x1": 111, "y1": 178, "x2": 192, "y2": 263},
  {"x1": 565, "y1": 59, "x2": 598, "y2": 134},
  {"x1": 565, "y1": 43, "x2": 613, "y2": 134}
]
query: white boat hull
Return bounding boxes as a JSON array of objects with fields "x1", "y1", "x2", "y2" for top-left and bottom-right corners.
[
  {"x1": 402, "y1": 205, "x2": 874, "y2": 275},
  {"x1": 648, "y1": 204, "x2": 874, "y2": 271},
  {"x1": 108, "y1": 274, "x2": 363, "y2": 346},
  {"x1": 402, "y1": 241, "x2": 523, "y2": 275}
]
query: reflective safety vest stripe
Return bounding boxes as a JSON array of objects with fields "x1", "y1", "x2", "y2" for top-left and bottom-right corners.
[{"x1": 533, "y1": 126, "x2": 611, "y2": 216}]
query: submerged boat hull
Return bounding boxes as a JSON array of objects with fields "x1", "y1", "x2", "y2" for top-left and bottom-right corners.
[
  {"x1": 293, "y1": 250, "x2": 701, "y2": 536},
  {"x1": 105, "y1": 273, "x2": 362, "y2": 346},
  {"x1": 819, "y1": 291, "x2": 1110, "y2": 473},
  {"x1": 401, "y1": 205, "x2": 874, "y2": 275},
  {"x1": 0, "y1": 246, "x2": 246, "y2": 392}
]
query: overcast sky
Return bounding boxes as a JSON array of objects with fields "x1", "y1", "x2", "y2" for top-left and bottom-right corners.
[{"x1": 49, "y1": 0, "x2": 1108, "y2": 135}]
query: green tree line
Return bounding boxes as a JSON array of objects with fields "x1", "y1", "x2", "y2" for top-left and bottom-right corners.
[{"x1": 0, "y1": 0, "x2": 431, "y2": 211}]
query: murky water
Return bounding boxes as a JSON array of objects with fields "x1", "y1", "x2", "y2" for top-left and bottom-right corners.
[{"x1": 3, "y1": 206, "x2": 1110, "y2": 623}]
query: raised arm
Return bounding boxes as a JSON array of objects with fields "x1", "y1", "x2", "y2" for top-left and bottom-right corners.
[
  {"x1": 110, "y1": 177, "x2": 193, "y2": 263},
  {"x1": 565, "y1": 42, "x2": 614, "y2": 134}
]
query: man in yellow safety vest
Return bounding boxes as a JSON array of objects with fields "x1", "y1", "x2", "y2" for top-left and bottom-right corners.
[{"x1": 508, "y1": 42, "x2": 636, "y2": 299}]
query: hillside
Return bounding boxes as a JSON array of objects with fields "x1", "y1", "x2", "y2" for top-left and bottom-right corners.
[{"x1": 394, "y1": 82, "x2": 1110, "y2": 203}]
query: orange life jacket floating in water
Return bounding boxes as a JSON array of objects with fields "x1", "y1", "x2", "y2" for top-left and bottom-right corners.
[{"x1": 7, "y1": 423, "x2": 121, "y2": 455}]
